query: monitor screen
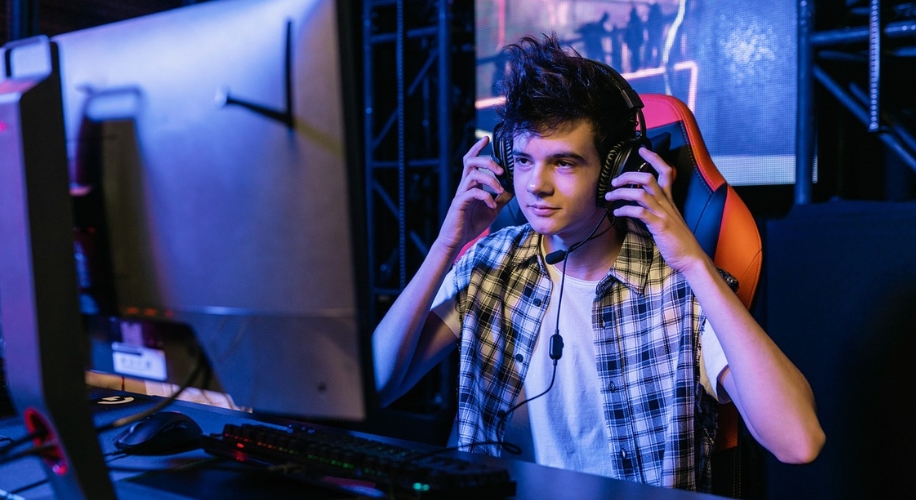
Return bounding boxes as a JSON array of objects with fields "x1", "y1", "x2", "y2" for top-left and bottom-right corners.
[
  {"x1": 475, "y1": 0, "x2": 801, "y2": 186},
  {"x1": 53, "y1": 0, "x2": 372, "y2": 422}
]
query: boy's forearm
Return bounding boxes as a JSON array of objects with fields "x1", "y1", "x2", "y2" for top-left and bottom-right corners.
[
  {"x1": 682, "y1": 256, "x2": 825, "y2": 462},
  {"x1": 372, "y1": 239, "x2": 460, "y2": 404}
]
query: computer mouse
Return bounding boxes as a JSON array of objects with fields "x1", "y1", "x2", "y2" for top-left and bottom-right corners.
[{"x1": 114, "y1": 410, "x2": 203, "y2": 456}]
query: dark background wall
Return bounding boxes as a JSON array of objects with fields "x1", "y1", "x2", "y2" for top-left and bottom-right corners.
[
  {"x1": 1, "y1": 0, "x2": 204, "y2": 41},
  {"x1": 762, "y1": 200, "x2": 916, "y2": 499}
]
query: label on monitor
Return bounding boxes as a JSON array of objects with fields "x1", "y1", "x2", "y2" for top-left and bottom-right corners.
[{"x1": 111, "y1": 342, "x2": 167, "y2": 381}]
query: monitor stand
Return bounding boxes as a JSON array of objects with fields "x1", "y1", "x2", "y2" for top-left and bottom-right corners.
[{"x1": 0, "y1": 36, "x2": 115, "y2": 500}]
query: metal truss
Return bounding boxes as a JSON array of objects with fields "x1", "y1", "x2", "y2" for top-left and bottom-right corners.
[
  {"x1": 797, "y1": 0, "x2": 916, "y2": 203},
  {"x1": 362, "y1": 0, "x2": 474, "y2": 422}
]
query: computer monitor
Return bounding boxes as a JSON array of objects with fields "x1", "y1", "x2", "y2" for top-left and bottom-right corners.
[
  {"x1": 53, "y1": 0, "x2": 373, "y2": 422},
  {"x1": 0, "y1": 35, "x2": 117, "y2": 500}
]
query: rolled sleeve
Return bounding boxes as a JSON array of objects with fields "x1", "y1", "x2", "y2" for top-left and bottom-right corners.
[
  {"x1": 431, "y1": 266, "x2": 462, "y2": 338},
  {"x1": 699, "y1": 319, "x2": 730, "y2": 403}
]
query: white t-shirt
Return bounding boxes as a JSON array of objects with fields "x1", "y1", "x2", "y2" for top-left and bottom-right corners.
[{"x1": 432, "y1": 261, "x2": 729, "y2": 476}]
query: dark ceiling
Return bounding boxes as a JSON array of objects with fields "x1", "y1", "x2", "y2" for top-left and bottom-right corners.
[{"x1": 1, "y1": 0, "x2": 214, "y2": 44}]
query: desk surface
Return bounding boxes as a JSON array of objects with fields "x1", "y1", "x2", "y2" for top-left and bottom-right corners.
[{"x1": 0, "y1": 389, "x2": 724, "y2": 500}]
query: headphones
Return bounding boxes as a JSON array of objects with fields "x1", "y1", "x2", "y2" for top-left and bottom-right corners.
[{"x1": 491, "y1": 60, "x2": 651, "y2": 208}]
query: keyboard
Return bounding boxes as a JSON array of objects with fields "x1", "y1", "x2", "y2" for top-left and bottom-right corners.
[{"x1": 201, "y1": 422, "x2": 517, "y2": 499}]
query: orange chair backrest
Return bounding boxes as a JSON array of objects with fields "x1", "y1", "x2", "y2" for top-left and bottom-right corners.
[{"x1": 641, "y1": 93, "x2": 762, "y2": 310}]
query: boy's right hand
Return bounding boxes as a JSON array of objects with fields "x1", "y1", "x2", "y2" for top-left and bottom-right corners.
[{"x1": 437, "y1": 136, "x2": 513, "y2": 254}]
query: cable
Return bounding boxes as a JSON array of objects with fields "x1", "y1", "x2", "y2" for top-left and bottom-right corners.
[
  {"x1": 467, "y1": 212, "x2": 614, "y2": 456},
  {"x1": 0, "y1": 443, "x2": 56, "y2": 467},
  {"x1": 544, "y1": 211, "x2": 613, "y2": 264},
  {"x1": 95, "y1": 347, "x2": 209, "y2": 433},
  {"x1": 105, "y1": 456, "x2": 226, "y2": 474},
  {"x1": 540, "y1": 210, "x2": 613, "y2": 368},
  {"x1": 0, "y1": 434, "x2": 53, "y2": 496},
  {"x1": 494, "y1": 362, "x2": 559, "y2": 439},
  {"x1": 6, "y1": 478, "x2": 47, "y2": 496},
  {"x1": 0, "y1": 430, "x2": 47, "y2": 457}
]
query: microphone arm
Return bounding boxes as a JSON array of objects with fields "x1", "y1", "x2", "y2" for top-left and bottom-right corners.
[{"x1": 544, "y1": 211, "x2": 612, "y2": 265}]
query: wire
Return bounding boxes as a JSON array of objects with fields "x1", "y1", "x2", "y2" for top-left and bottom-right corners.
[
  {"x1": 95, "y1": 347, "x2": 209, "y2": 433},
  {"x1": 461, "y1": 212, "x2": 614, "y2": 456},
  {"x1": 105, "y1": 456, "x2": 226, "y2": 474},
  {"x1": 495, "y1": 362, "x2": 559, "y2": 437},
  {"x1": 0, "y1": 430, "x2": 47, "y2": 457},
  {"x1": 448, "y1": 364, "x2": 558, "y2": 458},
  {"x1": 7, "y1": 478, "x2": 47, "y2": 496},
  {"x1": 0, "y1": 443, "x2": 56, "y2": 467}
]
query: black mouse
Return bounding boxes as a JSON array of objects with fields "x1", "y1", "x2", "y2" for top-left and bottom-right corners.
[{"x1": 114, "y1": 410, "x2": 203, "y2": 456}]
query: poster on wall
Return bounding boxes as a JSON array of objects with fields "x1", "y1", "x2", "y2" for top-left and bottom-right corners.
[{"x1": 475, "y1": 0, "x2": 800, "y2": 185}]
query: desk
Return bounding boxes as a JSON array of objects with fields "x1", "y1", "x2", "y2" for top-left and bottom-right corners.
[{"x1": 0, "y1": 389, "x2": 724, "y2": 500}]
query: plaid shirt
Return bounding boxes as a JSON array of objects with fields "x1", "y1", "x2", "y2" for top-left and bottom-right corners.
[{"x1": 451, "y1": 220, "x2": 718, "y2": 491}]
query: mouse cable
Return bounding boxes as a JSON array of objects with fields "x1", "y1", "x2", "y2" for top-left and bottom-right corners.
[
  {"x1": 0, "y1": 443, "x2": 56, "y2": 467},
  {"x1": 106, "y1": 456, "x2": 230, "y2": 475},
  {"x1": 95, "y1": 347, "x2": 209, "y2": 433},
  {"x1": 4, "y1": 477, "x2": 48, "y2": 497},
  {"x1": 0, "y1": 429, "x2": 47, "y2": 458}
]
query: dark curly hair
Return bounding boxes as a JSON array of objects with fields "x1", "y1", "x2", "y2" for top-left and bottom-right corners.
[{"x1": 495, "y1": 33, "x2": 638, "y2": 159}]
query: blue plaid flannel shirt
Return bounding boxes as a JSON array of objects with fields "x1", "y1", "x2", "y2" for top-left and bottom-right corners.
[{"x1": 451, "y1": 220, "x2": 718, "y2": 491}]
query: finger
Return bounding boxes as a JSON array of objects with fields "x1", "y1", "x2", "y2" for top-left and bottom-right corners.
[
  {"x1": 463, "y1": 147, "x2": 504, "y2": 181},
  {"x1": 639, "y1": 147, "x2": 675, "y2": 195},
  {"x1": 465, "y1": 135, "x2": 490, "y2": 158},
  {"x1": 462, "y1": 137, "x2": 490, "y2": 175},
  {"x1": 610, "y1": 201, "x2": 659, "y2": 225},
  {"x1": 605, "y1": 185, "x2": 648, "y2": 212},
  {"x1": 456, "y1": 184, "x2": 501, "y2": 210},
  {"x1": 458, "y1": 166, "x2": 505, "y2": 199},
  {"x1": 610, "y1": 171, "x2": 657, "y2": 191},
  {"x1": 607, "y1": 181, "x2": 676, "y2": 221}
]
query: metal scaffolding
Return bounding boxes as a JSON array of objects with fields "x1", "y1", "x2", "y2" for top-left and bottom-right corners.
[
  {"x1": 797, "y1": 0, "x2": 916, "y2": 203},
  {"x1": 361, "y1": 0, "x2": 474, "y2": 426}
]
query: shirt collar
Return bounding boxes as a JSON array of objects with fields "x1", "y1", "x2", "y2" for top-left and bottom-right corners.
[
  {"x1": 512, "y1": 225, "x2": 542, "y2": 268},
  {"x1": 601, "y1": 219, "x2": 656, "y2": 295},
  {"x1": 508, "y1": 220, "x2": 656, "y2": 295}
]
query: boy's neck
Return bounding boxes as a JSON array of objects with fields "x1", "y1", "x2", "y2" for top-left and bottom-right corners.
[{"x1": 544, "y1": 220, "x2": 625, "y2": 281}]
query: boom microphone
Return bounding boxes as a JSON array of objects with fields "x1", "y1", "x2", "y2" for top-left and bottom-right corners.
[
  {"x1": 543, "y1": 211, "x2": 611, "y2": 266},
  {"x1": 545, "y1": 250, "x2": 566, "y2": 265}
]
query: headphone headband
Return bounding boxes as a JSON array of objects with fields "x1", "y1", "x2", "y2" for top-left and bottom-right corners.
[{"x1": 586, "y1": 59, "x2": 646, "y2": 141}]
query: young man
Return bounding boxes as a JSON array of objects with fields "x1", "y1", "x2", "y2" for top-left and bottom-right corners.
[{"x1": 372, "y1": 34, "x2": 824, "y2": 491}]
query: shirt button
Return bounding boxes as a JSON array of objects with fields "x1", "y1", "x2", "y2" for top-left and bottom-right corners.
[
  {"x1": 607, "y1": 382, "x2": 617, "y2": 392},
  {"x1": 515, "y1": 353, "x2": 524, "y2": 363},
  {"x1": 620, "y1": 448, "x2": 628, "y2": 459},
  {"x1": 533, "y1": 298, "x2": 542, "y2": 306}
]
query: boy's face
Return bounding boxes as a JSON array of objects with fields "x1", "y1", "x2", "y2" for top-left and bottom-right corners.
[{"x1": 511, "y1": 119, "x2": 607, "y2": 243}]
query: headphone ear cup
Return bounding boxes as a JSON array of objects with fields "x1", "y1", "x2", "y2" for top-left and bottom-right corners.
[
  {"x1": 597, "y1": 136, "x2": 653, "y2": 208},
  {"x1": 596, "y1": 139, "x2": 628, "y2": 207},
  {"x1": 493, "y1": 128, "x2": 515, "y2": 193}
]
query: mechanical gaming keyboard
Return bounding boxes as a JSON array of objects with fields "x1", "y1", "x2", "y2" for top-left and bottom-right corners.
[{"x1": 201, "y1": 422, "x2": 517, "y2": 499}]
